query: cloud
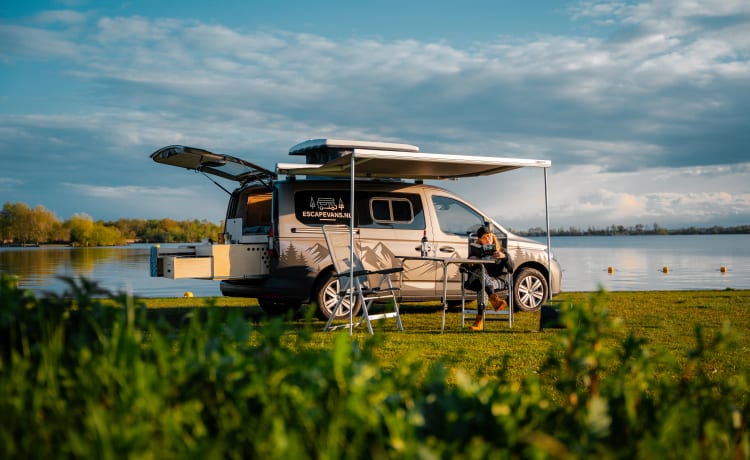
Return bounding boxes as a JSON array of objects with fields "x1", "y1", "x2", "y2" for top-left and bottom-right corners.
[
  {"x1": 4, "y1": 3, "x2": 748, "y2": 168},
  {"x1": 0, "y1": 0, "x2": 748, "y2": 226},
  {"x1": 60, "y1": 182, "x2": 229, "y2": 221},
  {"x1": 32, "y1": 10, "x2": 89, "y2": 26},
  {"x1": 0, "y1": 177, "x2": 24, "y2": 188},
  {"x1": 62, "y1": 183, "x2": 190, "y2": 198}
]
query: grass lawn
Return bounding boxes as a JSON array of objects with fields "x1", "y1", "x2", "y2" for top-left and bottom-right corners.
[{"x1": 138, "y1": 290, "x2": 750, "y2": 384}]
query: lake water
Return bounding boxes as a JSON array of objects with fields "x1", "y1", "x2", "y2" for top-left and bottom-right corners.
[
  {"x1": 1, "y1": 235, "x2": 749, "y2": 298},
  {"x1": 542, "y1": 234, "x2": 750, "y2": 292}
]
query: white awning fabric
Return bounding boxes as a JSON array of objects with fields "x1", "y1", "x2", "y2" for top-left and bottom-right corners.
[{"x1": 276, "y1": 148, "x2": 550, "y2": 180}]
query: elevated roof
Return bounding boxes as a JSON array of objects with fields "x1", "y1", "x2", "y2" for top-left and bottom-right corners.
[{"x1": 289, "y1": 138, "x2": 420, "y2": 154}]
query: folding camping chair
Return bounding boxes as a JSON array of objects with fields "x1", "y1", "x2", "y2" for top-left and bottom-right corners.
[
  {"x1": 460, "y1": 233, "x2": 514, "y2": 330},
  {"x1": 322, "y1": 225, "x2": 404, "y2": 334}
]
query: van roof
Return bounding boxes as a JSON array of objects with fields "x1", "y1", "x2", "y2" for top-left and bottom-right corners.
[
  {"x1": 277, "y1": 146, "x2": 551, "y2": 180},
  {"x1": 289, "y1": 138, "x2": 420, "y2": 154}
]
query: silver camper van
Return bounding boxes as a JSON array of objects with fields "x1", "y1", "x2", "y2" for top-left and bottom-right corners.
[{"x1": 150, "y1": 139, "x2": 562, "y2": 319}]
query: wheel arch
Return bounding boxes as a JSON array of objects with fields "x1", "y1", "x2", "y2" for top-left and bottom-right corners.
[
  {"x1": 310, "y1": 264, "x2": 336, "y2": 301},
  {"x1": 513, "y1": 260, "x2": 549, "y2": 282}
]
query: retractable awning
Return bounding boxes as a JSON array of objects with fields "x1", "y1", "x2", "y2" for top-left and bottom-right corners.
[{"x1": 277, "y1": 148, "x2": 551, "y2": 180}]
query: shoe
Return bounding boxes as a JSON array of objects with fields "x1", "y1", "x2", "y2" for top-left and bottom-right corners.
[
  {"x1": 470, "y1": 316, "x2": 484, "y2": 331},
  {"x1": 489, "y1": 293, "x2": 508, "y2": 311}
]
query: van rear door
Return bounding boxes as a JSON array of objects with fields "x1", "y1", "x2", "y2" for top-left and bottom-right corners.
[
  {"x1": 151, "y1": 145, "x2": 276, "y2": 186},
  {"x1": 149, "y1": 145, "x2": 276, "y2": 281}
]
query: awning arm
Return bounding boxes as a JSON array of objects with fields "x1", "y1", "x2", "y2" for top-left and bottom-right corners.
[
  {"x1": 348, "y1": 151, "x2": 356, "y2": 335},
  {"x1": 544, "y1": 167, "x2": 552, "y2": 285}
]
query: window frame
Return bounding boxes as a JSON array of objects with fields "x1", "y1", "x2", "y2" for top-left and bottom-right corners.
[{"x1": 369, "y1": 196, "x2": 415, "y2": 225}]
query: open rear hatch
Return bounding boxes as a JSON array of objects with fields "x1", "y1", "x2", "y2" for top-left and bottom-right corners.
[
  {"x1": 151, "y1": 145, "x2": 276, "y2": 187},
  {"x1": 149, "y1": 145, "x2": 275, "y2": 280}
]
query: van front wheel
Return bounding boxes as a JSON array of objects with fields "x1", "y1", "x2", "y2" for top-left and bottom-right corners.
[
  {"x1": 513, "y1": 267, "x2": 547, "y2": 312},
  {"x1": 315, "y1": 271, "x2": 362, "y2": 321}
]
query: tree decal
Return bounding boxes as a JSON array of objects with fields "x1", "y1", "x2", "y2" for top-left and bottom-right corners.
[{"x1": 280, "y1": 241, "x2": 307, "y2": 266}]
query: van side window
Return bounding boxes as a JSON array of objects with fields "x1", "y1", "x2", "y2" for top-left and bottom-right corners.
[
  {"x1": 432, "y1": 195, "x2": 485, "y2": 236},
  {"x1": 294, "y1": 190, "x2": 424, "y2": 229},
  {"x1": 370, "y1": 197, "x2": 414, "y2": 224}
]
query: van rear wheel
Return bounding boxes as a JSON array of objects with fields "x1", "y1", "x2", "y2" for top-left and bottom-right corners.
[
  {"x1": 513, "y1": 267, "x2": 547, "y2": 312},
  {"x1": 315, "y1": 271, "x2": 362, "y2": 321}
]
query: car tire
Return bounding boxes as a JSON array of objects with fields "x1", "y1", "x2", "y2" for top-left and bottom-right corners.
[
  {"x1": 314, "y1": 270, "x2": 362, "y2": 321},
  {"x1": 513, "y1": 267, "x2": 547, "y2": 312},
  {"x1": 258, "y1": 298, "x2": 300, "y2": 317}
]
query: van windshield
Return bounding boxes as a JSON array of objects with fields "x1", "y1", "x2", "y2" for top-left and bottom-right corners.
[{"x1": 432, "y1": 195, "x2": 485, "y2": 236}]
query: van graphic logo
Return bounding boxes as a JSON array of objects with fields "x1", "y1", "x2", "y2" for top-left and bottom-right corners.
[
  {"x1": 310, "y1": 197, "x2": 345, "y2": 211},
  {"x1": 300, "y1": 195, "x2": 350, "y2": 222}
]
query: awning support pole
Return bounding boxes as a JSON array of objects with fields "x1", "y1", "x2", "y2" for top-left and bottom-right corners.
[
  {"x1": 349, "y1": 152, "x2": 356, "y2": 335},
  {"x1": 544, "y1": 167, "x2": 551, "y2": 288}
]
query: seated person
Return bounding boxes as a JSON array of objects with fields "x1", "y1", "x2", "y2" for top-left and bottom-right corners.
[{"x1": 464, "y1": 226, "x2": 513, "y2": 330}]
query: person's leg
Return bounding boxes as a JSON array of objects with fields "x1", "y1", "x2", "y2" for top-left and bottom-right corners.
[
  {"x1": 472, "y1": 277, "x2": 488, "y2": 330},
  {"x1": 486, "y1": 277, "x2": 508, "y2": 311}
]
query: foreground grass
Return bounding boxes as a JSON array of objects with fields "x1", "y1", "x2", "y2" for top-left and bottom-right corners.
[
  {"x1": 139, "y1": 290, "x2": 750, "y2": 383},
  {"x1": 4, "y1": 276, "x2": 748, "y2": 458}
]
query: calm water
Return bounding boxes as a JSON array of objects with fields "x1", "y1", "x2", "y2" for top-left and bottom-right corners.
[
  {"x1": 543, "y1": 234, "x2": 750, "y2": 292},
  {"x1": 0, "y1": 244, "x2": 222, "y2": 298},
  {"x1": 1, "y1": 235, "x2": 749, "y2": 297}
]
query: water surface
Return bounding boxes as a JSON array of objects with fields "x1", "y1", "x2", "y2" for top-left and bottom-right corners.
[
  {"x1": 1, "y1": 235, "x2": 748, "y2": 297},
  {"x1": 543, "y1": 234, "x2": 749, "y2": 292}
]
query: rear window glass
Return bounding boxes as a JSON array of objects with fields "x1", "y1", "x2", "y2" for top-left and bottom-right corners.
[{"x1": 232, "y1": 189, "x2": 272, "y2": 234}]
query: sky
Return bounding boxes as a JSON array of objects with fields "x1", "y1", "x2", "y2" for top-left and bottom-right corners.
[{"x1": 1, "y1": 0, "x2": 749, "y2": 231}]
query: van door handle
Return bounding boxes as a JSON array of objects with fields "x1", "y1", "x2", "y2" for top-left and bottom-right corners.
[{"x1": 439, "y1": 247, "x2": 455, "y2": 253}]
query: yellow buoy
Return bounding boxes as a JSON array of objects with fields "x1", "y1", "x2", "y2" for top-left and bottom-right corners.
[
  {"x1": 607, "y1": 266, "x2": 615, "y2": 274},
  {"x1": 183, "y1": 291, "x2": 194, "y2": 298},
  {"x1": 720, "y1": 266, "x2": 727, "y2": 273},
  {"x1": 662, "y1": 266, "x2": 669, "y2": 274}
]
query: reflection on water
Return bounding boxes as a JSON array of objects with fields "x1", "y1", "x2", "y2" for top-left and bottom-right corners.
[
  {"x1": 2, "y1": 235, "x2": 749, "y2": 297},
  {"x1": 0, "y1": 244, "x2": 221, "y2": 297}
]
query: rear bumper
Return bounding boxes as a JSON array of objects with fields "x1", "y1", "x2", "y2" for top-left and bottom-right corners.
[{"x1": 220, "y1": 266, "x2": 316, "y2": 301}]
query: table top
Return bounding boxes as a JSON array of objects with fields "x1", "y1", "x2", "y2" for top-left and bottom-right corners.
[{"x1": 396, "y1": 255, "x2": 499, "y2": 265}]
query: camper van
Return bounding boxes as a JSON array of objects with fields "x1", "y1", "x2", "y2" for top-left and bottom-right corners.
[{"x1": 150, "y1": 139, "x2": 562, "y2": 319}]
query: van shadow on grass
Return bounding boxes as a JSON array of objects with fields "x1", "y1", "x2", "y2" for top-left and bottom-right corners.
[{"x1": 143, "y1": 305, "x2": 266, "y2": 328}]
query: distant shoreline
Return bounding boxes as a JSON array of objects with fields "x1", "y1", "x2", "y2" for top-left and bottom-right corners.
[{"x1": 516, "y1": 224, "x2": 749, "y2": 237}]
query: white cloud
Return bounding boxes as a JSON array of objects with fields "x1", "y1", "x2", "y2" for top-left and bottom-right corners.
[
  {"x1": 0, "y1": 24, "x2": 82, "y2": 60},
  {"x1": 61, "y1": 182, "x2": 228, "y2": 221},
  {"x1": 0, "y1": 177, "x2": 24, "y2": 188},
  {"x1": 1, "y1": 0, "x2": 748, "y2": 225},
  {"x1": 62, "y1": 183, "x2": 192, "y2": 198},
  {"x1": 33, "y1": 10, "x2": 89, "y2": 25}
]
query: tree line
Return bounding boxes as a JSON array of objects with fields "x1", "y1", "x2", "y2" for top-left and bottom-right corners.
[
  {"x1": 1, "y1": 202, "x2": 222, "y2": 247},
  {"x1": 517, "y1": 222, "x2": 750, "y2": 237}
]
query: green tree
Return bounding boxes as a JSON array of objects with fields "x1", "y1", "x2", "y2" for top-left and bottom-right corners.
[
  {"x1": 66, "y1": 213, "x2": 96, "y2": 246},
  {"x1": 1, "y1": 202, "x2": 35, "y2": 244},
  {"x1": 91, "y1": 220, "x2": 125, "y2": 246},
  {"x1": 32, "y1": 205, "x2": 59, "y2": 243}
]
